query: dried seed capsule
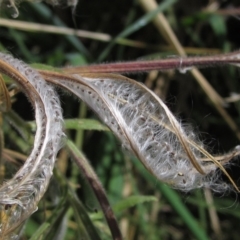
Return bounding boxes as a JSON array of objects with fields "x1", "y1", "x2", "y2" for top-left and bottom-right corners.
[{"x1": 0, "y1": 53, "x2": 63, "y2": 239}]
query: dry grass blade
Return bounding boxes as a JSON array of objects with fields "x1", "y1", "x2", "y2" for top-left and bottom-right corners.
[
  {"x1": 0, "y1": 74, "x2": 11, "y2": 113},
  {"x1": 0, "y1": 74, "x2": 11, "y2": 184},
  {"x1": 67, "y1": 140, "x2": 122, "y2": 240},
  {"x1": 204, "y1": 188, "x2": 222, "y2": 239},
  {"x1": 0, "y1": 19, "x2": 163, "y2": 50},
  {"x1": 3, "y1": 149, "x2": 27, "y2": 162},
  {"x1": 0, "y1": 19, "x2": 222, "y2": 54}
]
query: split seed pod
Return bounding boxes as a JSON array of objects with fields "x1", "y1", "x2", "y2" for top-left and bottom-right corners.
[
  {"x1": 42, "y1": 70, "x2": 238, "y2": 192},
  {"x1": 0, "y1": 53, "x2": 63, "y2": 239}
]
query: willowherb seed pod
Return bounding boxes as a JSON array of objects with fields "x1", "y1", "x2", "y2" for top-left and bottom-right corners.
[
  {"x1": 43, "y1": 71, "x2": 238, "y2": 193},
  {"x1": 0, "y1": 53, "x2": 64, "y2": 239}
]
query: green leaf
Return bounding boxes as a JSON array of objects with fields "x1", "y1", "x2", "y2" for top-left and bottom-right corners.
[
  {"x1": 29, "y1": 186, "x2": 69, "y2": 240},
  {"x1": 67, "y1": 187, "x2": 102, "y2": 240},
  {"x1": 91, "y1": 195, "x2": 157, "y2": 220},
  {"x1": 114, "y1": 195, "x2": 157, "y2": 212},
  {"x1": 209, "y1": 15, "x2": 226, "y2": 36},
  {"x1": 64, "y1": 119, "x2": 110, "y2": 131},
  {"x1": 132, "y1": 157, "x2": 210, "y2": 240},
  {"x1": 65, "y1": 53, "x2": 88, "y2": 66},
  {"x1": 31, "y1": 63, "x2": 61, "y2": 72},
  {"x1": 29, "y1": 222, "x2": 50, "y2": 240}
]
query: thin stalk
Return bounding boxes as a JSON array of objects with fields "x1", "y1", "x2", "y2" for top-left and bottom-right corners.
[
  {"x1": 65, "y1": 51, "x2": 240, "y2": 74},
  {"x1": 67, "y1": 140, "x2": 122, "y2": 240}
]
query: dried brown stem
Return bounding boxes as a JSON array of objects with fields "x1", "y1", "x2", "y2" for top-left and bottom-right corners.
[{"x1": 67, "y1": 140, "x2": 122, "y2": 240}]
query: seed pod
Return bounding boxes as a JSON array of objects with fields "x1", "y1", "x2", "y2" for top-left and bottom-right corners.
[
  {"x1": 43, "y1": 71, "x2": 237, "y2": 192},
  {"x1": 0, "y1": 53, "x2": 63, "y2": 239}
]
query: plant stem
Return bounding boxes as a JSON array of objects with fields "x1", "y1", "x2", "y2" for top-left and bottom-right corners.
[{"x1": 65, "y1": 51, "x2": 240, "y2": 74}]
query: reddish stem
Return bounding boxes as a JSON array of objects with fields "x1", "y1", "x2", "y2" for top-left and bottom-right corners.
[{"x1": 65, "y1": 51, "x2": 240, "y2": 74}]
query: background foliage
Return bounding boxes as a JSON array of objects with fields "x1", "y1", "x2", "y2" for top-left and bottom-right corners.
[{"x1": 1, "y1": 0, "x2": 240, "y2": 239}]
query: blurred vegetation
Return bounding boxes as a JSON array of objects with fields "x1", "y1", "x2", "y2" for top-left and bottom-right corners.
[{"x1": 1, "y1": 0, "x2": 240, "y2": 239}]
